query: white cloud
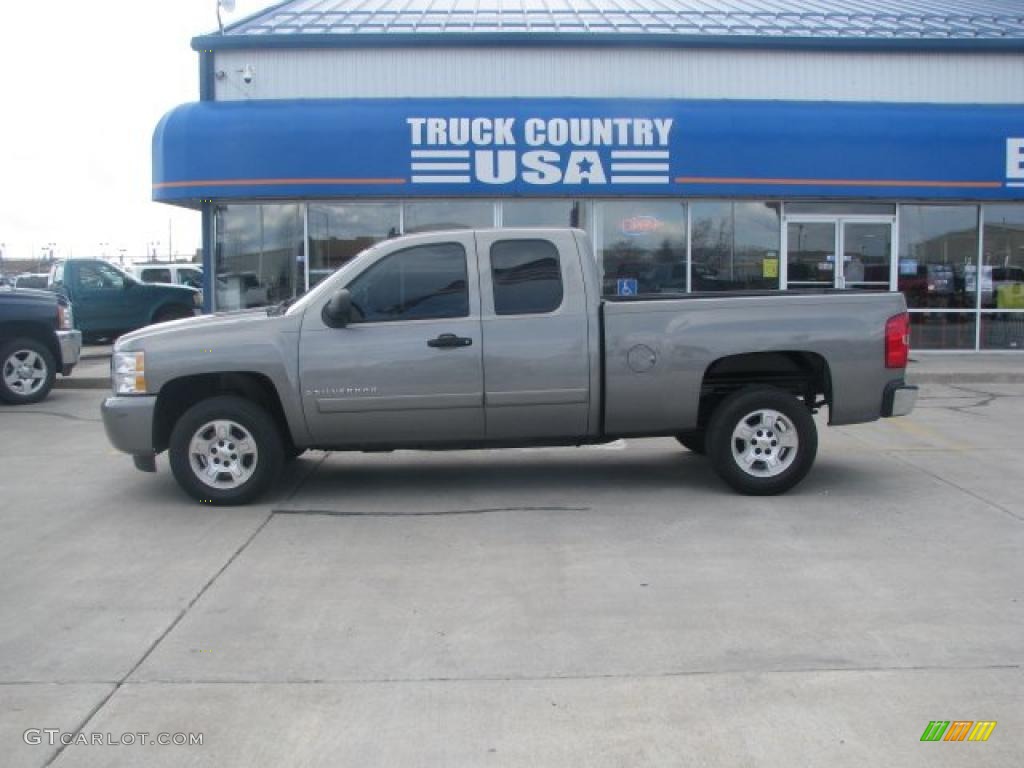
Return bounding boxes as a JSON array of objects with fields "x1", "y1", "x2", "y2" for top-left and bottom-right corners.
[{"x1": 0, "y1": 0, "x2": 271, "y2": 264}]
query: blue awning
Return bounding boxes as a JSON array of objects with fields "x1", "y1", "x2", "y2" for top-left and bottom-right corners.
[{"x1": 153, "y1": 99, "x2": 1024, "y2": 205}]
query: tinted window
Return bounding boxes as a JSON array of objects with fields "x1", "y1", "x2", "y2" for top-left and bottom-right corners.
[
  {"x1": 347, "y1": 243, "x2": 468, "y2": 322},
  {"x1": 490, "y1": 240, "x2": 563, "y2": 315},
  {"x1": 178, "y1": 269, "x2": 202, "y2": 289},
  {"x1": 141, "y1": 268, "x2": 172, "y2": 283}
]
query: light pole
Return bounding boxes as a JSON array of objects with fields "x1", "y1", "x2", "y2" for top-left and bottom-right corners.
[
  {"x1": 100, "y1": 242, "x2": 110, "y2": 259},
  {"x1": 147, "y1": 241, "x2": 161, "y2": 261}
]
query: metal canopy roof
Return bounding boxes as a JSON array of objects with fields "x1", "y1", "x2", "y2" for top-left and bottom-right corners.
[{"x1": 193, "y1": 0, "x2": 1024, "y2": 50}]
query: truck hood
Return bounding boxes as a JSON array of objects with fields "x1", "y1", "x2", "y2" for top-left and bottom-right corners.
[{"x1": 115, "y1": 307, "x2": 279, "y2": 350}]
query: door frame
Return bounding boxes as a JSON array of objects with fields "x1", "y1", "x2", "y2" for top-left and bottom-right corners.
[{"x1": 781, "y1": 213, "x2": 897, "y2": 290}]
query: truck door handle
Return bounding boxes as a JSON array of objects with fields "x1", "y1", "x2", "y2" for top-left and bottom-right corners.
[{"x1": 427, "y1": 333, "x2": 472, "y2": 348}]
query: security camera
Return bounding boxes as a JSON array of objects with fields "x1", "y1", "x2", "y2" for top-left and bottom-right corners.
[{"x1": 241, "y1": 64, "x2": 255, "y2": 85}]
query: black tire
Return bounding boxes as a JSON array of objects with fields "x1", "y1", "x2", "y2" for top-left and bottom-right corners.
[
  {"x1": 675, "y1": 430, "x2": 706, "y2": 455},
  {"x1": 153, "y1": 305, "x2": 193, "y2": 324},
  {"x1": 168, "y1": 395, "x2": 283, "y2": 505},
  {"x1": 706, "y1": 386, "x2": 817, "y2": 496},
  {"x1": 0, "y1": 337, "x2": 56, "y2": 405}
]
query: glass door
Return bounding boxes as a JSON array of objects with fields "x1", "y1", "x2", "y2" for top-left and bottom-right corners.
[
  {"x1": 841, "y1": 220, "x2": 892, "y2": 290},
  {"x1": 785, "y1": 216, "x2": 893, "y2": 290},
  {"x1": 786, "y1": 220, "x2": 837, "y2": 288}
]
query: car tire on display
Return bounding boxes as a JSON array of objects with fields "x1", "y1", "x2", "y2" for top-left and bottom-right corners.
[
  {"x1": 706, "y1": 386, "x2": 818, "y2": 496},
  {"x1": 0, "y1": 338, "x2": 57, "y2": 405},
  {"x1": 675, "y1": 430, "x2": 706, "y2": 455},
  {"x1": 168, "y1": 395, "x2": 284, "y2": 505}
]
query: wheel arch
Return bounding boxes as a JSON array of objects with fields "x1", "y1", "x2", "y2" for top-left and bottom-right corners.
[
  {"x1": 0, "y1": 322, "x2": 61, "y2": 368},
  {"x1": 696, "y1": 350, "x2": 832, "y2": 430},
  {"x1": 153, "y1": 372, "x2": 293, "y2": 453}
]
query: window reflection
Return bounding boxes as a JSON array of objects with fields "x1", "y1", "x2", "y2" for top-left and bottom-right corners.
[
  {"x1": 910, "y1": 312, "x2": 976, "y2": 350},
  {"x1": 215, "y1": 204, "x2": 302, "y2": 310},
  {"x1": 982, "y1": 204, "x2": 1024, "y2": 310},
  {"x1": 596, "y1": 200, "x2": 686, "y2": 295},
  {"x1": 897, "y1": 205, "x2": 978, "y2": 309},
  {"x1": 403, "y1": 201, "x2": 495, "y2": 233},
  {"x1": 308, "y1": 203, "x2": 400, "y2": 288},
  {"x1": 693, "y1": 202, "x2": 781, "y2": 290},
  {"x1": 502, "y1": 200, "x2": 581, "y2": 228}
]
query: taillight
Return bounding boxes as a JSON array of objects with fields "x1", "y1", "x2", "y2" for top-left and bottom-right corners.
[
  {"x1": 885, "y1": 312, "x2": 910, "y2": 369},
  {"x1": 56, "y1": 303, "x2": 73, "y2": 331}
]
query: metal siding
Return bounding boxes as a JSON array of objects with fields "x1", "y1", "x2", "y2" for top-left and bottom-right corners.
[{"x1": 214, "y1": 48, "x2": 1024, "y2": 104}]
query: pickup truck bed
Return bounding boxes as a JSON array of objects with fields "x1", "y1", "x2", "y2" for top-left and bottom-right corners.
[{"x1": 101, "y1": 227, "x2": 916, "y2": 505}]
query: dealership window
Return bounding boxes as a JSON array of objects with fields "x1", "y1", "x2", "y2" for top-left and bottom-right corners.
[
  {"x1": 595, "y1": 200, "x2": 686, "y2": 296},
  {"x1": 346, "y1": 242, "x2": 469, "y2": 322},
  {"x1": 403, "y1": 200, "x2": 496, "y2": 233},
  {"x1": 691, "y1": 202, "x2": 781, "y2": 291},
  {"x1": 215, "y1": 204, "x2": 302, "y2": 310},
  {"x1": 501, "y1": 200, "x2": 581, "y2": 229},
  {"x1": 308, "y1": 203, "x2": 401, "y2": 288},
  {"x1": 897, "y1": 205, "x2": 979, "y2": 311},
  {"x1": 490, "y1": 240, "x2": 563, "y2": 315},
  {"x1": 981, "y1": 204, "x2": 1024, "y2": 349}
]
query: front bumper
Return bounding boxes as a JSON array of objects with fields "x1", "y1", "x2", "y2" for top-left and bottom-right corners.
[
  {"x1": 882, "y1": 381, "x2": 918, "y2": 418},
  {"x1": 56, "y1": 329, "x2": 82, "y2": 375},
  {"x1": 102, "y1": 395, "x2": 158, "y2": 456}
]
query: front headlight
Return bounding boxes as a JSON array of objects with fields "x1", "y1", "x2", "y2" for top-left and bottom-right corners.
[{"x1": 112, "y1": 351, "x2": 146, "y2": 395}]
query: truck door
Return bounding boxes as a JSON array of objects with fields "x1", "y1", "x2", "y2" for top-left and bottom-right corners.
[
  {"x1": 475, "y1": 230, "x2": 592, "y2": 440},
  {"x1": 68, "y1": 261, "x2": 128, "y2": 334},
  {"x1": 299, "y1": 232, "x2": 485, "y2": 446}
]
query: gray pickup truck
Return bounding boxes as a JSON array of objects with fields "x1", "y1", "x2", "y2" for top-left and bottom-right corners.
[{"x1": 102, "y1": 228, "x2": 916, "y2": 505}]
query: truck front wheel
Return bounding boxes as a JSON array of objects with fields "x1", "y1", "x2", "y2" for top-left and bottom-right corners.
[
  {"x1": 0, "y1": 338, "x2": 56, "y2": 405},
  {"x1": 706, "y1": 387, "x2": 817, "y2": 496},
  {"x1": 168, "y1": 395, "x2": 283, "y2": 505}
]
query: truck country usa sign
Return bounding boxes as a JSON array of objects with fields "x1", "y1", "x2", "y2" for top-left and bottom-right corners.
[
  {"x1": 151, "y1": 99, "x2": 1024, "y2": 202},
  {"x1": 406, "y1": 117, "x2": 674, "y2": 186}
]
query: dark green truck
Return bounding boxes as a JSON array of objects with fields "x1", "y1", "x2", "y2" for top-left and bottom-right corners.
[{"x1": 49, "y1": 259, "x2": 200, "y2": 341}]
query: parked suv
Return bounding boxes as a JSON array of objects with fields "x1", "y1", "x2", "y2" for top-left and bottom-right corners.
[{"x1": 128, "y1": 262, "x2": 203, "y2": 290}]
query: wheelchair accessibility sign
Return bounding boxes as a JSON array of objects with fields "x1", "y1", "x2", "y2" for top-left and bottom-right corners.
[{"x1": 616, "y1": 278, "x2": 638, "y2": 296}]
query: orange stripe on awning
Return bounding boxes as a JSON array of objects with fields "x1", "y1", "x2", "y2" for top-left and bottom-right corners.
[
  {"x1": 675, "y1": 176, "x2": 1002, "y2": 189},
  {"x1": 154, "y1": 178, "x2": 407, "y2": 189}
]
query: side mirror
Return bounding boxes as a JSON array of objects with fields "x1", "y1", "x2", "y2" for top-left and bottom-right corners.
[{"x1": 322, "y1": 288, "x2": 353, "y2": 328}]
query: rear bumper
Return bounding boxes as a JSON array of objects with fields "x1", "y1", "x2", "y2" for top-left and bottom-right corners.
[
  {"x1": 882, "y1": 381, "x2": 918, "y2": 418},
  {"x1": 101, "y1": 395, "x2": 157, "y2": 457},
  {"x1": 56, "y1": 330, "x2": 82, "y2": 375}
]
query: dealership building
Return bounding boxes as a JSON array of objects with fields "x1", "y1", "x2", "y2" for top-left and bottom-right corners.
[{"x1": 153, "y1": 0, "x2": 1024, "y2": 350}]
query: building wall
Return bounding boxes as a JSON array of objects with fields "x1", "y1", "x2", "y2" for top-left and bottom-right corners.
[{"x1": 213, "y1": 47, "x2": 1024, "y2": 104}]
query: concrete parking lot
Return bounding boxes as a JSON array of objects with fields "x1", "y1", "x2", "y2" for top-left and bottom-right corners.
[{"x1": 0, "y1": 384, "x2": 1021, "y2": 767}]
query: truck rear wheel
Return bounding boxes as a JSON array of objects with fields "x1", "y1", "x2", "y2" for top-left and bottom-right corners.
[
  {"x1": 0, "y1": 338, "x2": 56, "y2": 405},
  {"x1": 706, "y1": 386, "x2": 817, "y2": 495},
  {"x1": 168, "y1": 395, "x2": 283, "y2": 505}
]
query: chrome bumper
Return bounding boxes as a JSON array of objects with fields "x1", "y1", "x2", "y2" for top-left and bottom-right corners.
[
  {"x1": 883, "y1": 382, "x2": 918, "y2": 418},
  {"x1": 101, "y1": 395, "x2": 158, "y2": 458},
  {"x1": 56, "y1": 329, "x2": 82, "y2": 375}
]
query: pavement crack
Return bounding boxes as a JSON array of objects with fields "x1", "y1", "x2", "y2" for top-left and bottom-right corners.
[
  {"x1": 0, "y1": 409, "x2": 100, "y2": 423},
  {"x1": 122, "y1": 661, "x2": 1023, "y2": 687},
  {"x1": 40, "y1": 510, "x2": 276, "y2": 768},
  {"x1": 273, "y1": 506, "x2": 590, "y2": 518},
  {"x1": 883, "y1": 449, "x2": 1024, "y2": 524}
]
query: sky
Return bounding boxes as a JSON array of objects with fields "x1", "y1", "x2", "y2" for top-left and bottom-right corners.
[{"x1": 0, "y1": 0, "x2": 273, "y2": 265}]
